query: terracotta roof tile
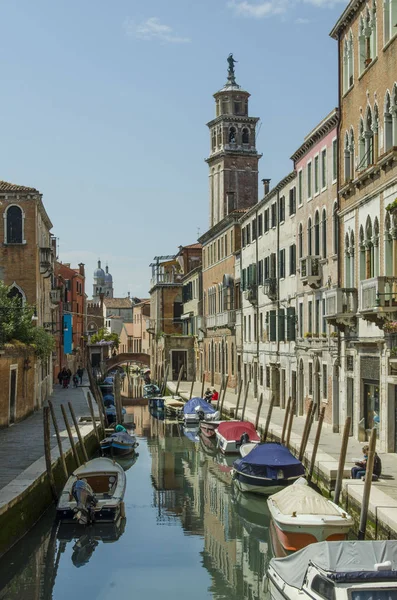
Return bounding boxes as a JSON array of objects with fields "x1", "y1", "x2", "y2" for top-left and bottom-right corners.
[
  {"x1": 0, "y1": 180, "x2": 39, "y2": 193},
  {"x1": 103, "y1": 297, "x2": 133, "y2": 309}
]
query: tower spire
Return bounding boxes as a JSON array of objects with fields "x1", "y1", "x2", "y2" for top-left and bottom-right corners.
[{"x1": 226, "y1": 53, "x2": 238, "y2": 86}]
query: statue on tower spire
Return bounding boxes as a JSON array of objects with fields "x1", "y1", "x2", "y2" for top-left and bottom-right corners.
[{"x1": 227, "y1": 53, "x2": 238, "y2": 85}]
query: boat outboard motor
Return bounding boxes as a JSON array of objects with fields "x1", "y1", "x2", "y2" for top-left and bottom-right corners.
[
  {"x1": 72, "y1": 479, "x2": 98, "y2": 525},
  {"x1": 237, "y1": 432, "x2": 250, "y2": 448},
  {"x1": 196, "y1": 409, "x2": 205, "y2": 421},
  {"x1": 71, "y1": 534, "x2": 99, "y2": 568}
]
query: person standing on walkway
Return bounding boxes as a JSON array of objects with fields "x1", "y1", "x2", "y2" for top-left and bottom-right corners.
[
  {"x1": 65, "y1": 367, "x2": 72, "y2": 389},
  {"x1": 58, "y1": 368, "x2": 66, "y2": 386},
  {"x1": 77, "y1": 366, "x2": 84, "y2": 385}
]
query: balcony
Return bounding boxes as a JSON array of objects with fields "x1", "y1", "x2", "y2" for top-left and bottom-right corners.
[
  {"x1": 300, "y1": 256, "x2": 322, "y2": 288},
  {"x1": 150, "y1": 272, "x2": 183, "y2": 288},
  {"x1": 244, "y1": 286, "x2": 257, "y2": 305},
  {"x1": 360, "y1": 276, "x2": 397, "y2": 326},
  {"x1": 263, "y1": 278, "x2": 277, "y2": 301},
  {"x1": 50, "y1": 289, "x2": 61, "y2": 304},
  {"x1": 40, "y1": 247, "x2": 53, "y2": 276},
  {"x1": 206, "y1": 310, "x2": 236, "y2": 330},
  {"x1": 324, "y1": 288, "x2": 358, "y2": 330}
]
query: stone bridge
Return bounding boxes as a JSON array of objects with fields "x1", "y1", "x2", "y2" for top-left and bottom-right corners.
[{"x1": 105, "y1": 352, "x2": 150, "y2": 372}]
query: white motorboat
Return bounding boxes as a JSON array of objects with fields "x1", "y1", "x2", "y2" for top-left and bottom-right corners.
[
  {"x1": 267, "y1": 479, "x2": 353, "y2": 552},
  {"x1": 265, "y1": 540, "x2": 397, "y2": 599},
  {"x1": 239, "y1": 442, "x2": 258, "y2": 457},
  {"x1": 216, "y1": 421, "x2": 260, "y2": 454},
  {"x1": 57, "y1": 458, "x2": 126, "y2": 525}
]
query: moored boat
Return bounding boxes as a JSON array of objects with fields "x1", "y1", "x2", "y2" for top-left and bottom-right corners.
[
  {"x1": 265, "y1": 540, "x2": 397, "y2": 600},
  {"x1": 215, "y1": 421, "x2": 260, "y2": 454},
  {"x1": 267, "y1": 479, "x2": 353, "y2": 552},
  {"x1": 232, "y1": 443, "x2": 305, "y2": 495},
  {"x1": 57, "y1": 458, "x2": 126, "y2": 525},
  {"x1": 100, "y1": 430, "x2": 139, "y2": 457},
  {"x1": 183, "y1": 397, "x2": 219, "y2": 424},
  {"x1": 199, "y1": 419, "x2": 221, "y2": 438}
]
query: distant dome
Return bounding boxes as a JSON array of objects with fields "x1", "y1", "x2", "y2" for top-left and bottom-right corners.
[
  {"x1": 105, "y1": 265, "x2": 113, "y2": 283},
  {"x1": 94, "y1": 260, "x2": 105, "y2": 280}
]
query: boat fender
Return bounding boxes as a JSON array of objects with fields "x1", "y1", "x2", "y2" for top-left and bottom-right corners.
[
  {"x1": 230, "y1": 469, "x2": 236, "y2": 479},
  {"x1": 120, "y1": 501, "x2": 126, "y2": 518},
  {"x1": 262, "y1": 575, "x2": 269, "y2": 593}
]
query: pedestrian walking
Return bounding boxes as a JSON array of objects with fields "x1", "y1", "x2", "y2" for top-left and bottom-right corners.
[
  {"x1": 65, "y1": 368, "x2": 72, "y2": 389},
  {"x1": 73, "y1": 373, "x2": 79, "y2": 388},
  {"x1": 58, "y1": 368, "x2": 67, "y2": 386},
  {"x1": 77, "y1": 366, "x2": 84, "y2": 385}
]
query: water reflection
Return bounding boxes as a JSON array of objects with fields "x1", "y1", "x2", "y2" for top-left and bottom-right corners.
[{"x1": 0, "y1": 403, "x2": 273, "y2": 600}]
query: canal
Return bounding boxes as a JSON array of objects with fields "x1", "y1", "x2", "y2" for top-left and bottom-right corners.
[{"x1": 0, "y1": 404, "x2": 273, "y2": 600}]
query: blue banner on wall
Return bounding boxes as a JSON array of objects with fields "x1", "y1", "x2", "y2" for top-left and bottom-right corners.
[{"x1": 63, "y1": 314, "x2": 73, "y2": 355}]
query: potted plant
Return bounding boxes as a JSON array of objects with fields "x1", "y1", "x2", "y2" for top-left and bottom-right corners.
[
  {"x1": 386, "y1": 198, "x2": 397, "y2": 215},
  {"x1": 304, "y1": 332, "x2": 312, "y2": 339}
]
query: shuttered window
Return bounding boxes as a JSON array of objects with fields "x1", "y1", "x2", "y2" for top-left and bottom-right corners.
[
  {"x1": 269, "y1": 310, "x2": 277, "y2": 341},
  {"x1": 287, "y1": 307, "x2": 296, "y2": 341},
  {"x1": 278, "y1": 309, "x2": 285, "y2": 341}
]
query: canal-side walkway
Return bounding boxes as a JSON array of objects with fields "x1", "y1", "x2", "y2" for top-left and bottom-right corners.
[{"x1": 168, "y1": 380, "x2": 397, "y2": 538}]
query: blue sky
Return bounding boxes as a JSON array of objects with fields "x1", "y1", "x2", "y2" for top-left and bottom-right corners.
[{"x1": 0, "y1": 0, "x2": 347, "y2": 298}]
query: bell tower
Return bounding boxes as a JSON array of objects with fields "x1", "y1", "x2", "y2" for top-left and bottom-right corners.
[{"x1": 206, "y1": 55, "x2": 261, "y2": 228}]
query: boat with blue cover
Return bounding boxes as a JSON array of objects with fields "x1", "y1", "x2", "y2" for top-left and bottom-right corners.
[
  {"x1": 232, "y1": 443, "x2": 305, "y2": 496},
  {"x1": 100, "y1": 429, "x2": 139, "y2": 457},
  {"x1": 105, "y1": 405, "x2": 126, "y2": 424},
  {"x1": 183, "y1": 397, "x2": 219, "y2": 424}
]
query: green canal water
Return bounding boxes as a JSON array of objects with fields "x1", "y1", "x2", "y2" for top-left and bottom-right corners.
[{"x1": 0, "y1": 404, "x2": 274, "y2": 600}]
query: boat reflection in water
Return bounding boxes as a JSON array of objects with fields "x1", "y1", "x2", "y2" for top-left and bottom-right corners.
[{"x1": 57, "y1": 517, "x2": 126, "y2": 568}]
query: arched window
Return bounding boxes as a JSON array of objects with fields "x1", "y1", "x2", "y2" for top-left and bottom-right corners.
[
  {"x1": 314, "y1": 211, "x2": 320, "y2": 256},
  {"x1": 384, "y1": 91, "x2": 392, "y2": 152},
  {"x1": 345, "y1": 233, "x2": 350, "y2": 287},
  {"x1": 333, "y1": 202, "x2": 338, "y2": 255},
  {"x1": 373, "y1": 216, "x2": 379, "y2": 277},
  {"x1": 358, "y1": 118, "x2": 365, "y2": 170},
  {"x1": 385, "y1": 213, "x2": 393, "y2": 275},
  {"x1": 8, "y1": 283, "x2": 25, "y2": 305},
  {"x1": 359, "y1": 225, "x2": 366, "y2": 279},
  {"x1": 5, "y1": 205, "x2": 23, "y2": 244},
  {"x1": 322, "y1": 209, "x2": 327, "y2": 258},
  {"x1": 384, "y1": 0, "x2": 397, "y2": 43},
  {"x1": 344, "y1": 132, "x2": 351, "y2": 182},
  {"x1": 350, "y1": 231, "x2": 355, "y2": 286},
  {"x1": 365, "y1": 107, "x2": 374, "y2": 166},
  {"x1": 217, "y1": 127, "x2": 222, "y2": 148},
  {"x1": 229, "y1": 127, "x2": 236, "y2": 144},
  {"x1": 298, "y1": 223, "x2": 303, "y2": 259},
  {"x1": 373, "y1": 103, "x2": 379, "y2": 160},
  {"x1": 223, "y1": 274, "x2": 235, "y2": 310},
  {"x1": 242, "y1": 128, "x2": 249, "y2": 144},
  {"x1": 365, "y1": 216, "x2": 373, "y2": 278},
  {"x1": 211, "y1": 129, "x2": 216, "y2": 151},
  {"x1": 393, "y1": 85, "x2": 397, "y2": 148},
  {"x1": 218, "y1": 343, "x2": 222, "y2": 374},
  {"x1": 308, "y1": 217, "x2": 312, "y2": 255}
]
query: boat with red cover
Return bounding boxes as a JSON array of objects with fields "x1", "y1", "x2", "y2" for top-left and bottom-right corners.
[{"x1": 215, "y1": 421, "x2": 260, "y2": 454}]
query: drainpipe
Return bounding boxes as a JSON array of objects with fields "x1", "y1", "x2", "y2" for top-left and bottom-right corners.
[
  {"x1": 276, "y1": 189, "x2": 280, "y2": 364},
  {"x1": 333, "y1": 32, "x2": 342, "y2": 434},
  {"x1": 255, "y1": 205, "x2": 260, "y2": 399}
]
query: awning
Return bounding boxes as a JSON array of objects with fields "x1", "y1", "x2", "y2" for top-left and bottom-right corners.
[{"x1": 181, "y1": 313, "x2": 193, "y2": 320}]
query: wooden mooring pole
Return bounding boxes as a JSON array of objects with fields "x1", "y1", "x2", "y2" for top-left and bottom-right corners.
[
  {"x1": 300, "y1": 402, "x2": 317, "y2": 462},
  {"x1": 299, "y1": 400, "x2": 313, "y2": 461},
  {"x1": 285, "y1": 397, "x2": 296, "y2": 449},
  {"x1": 281, "y1": 397, "x2": 291, "y2": 445},
  {"x1": 262, "y1": 395, "x2": 275, "y2": 442},
  {"x1": 308, "y1": 406, "x2": 326, "y2": 483},
  {"x1": 334, "y1": 416, "x2": 352, "y2": 506},
  {"x1": 358, "y1": 428, "x2": 377, "y2": 540},
  {"x1": 68, "y1": 402, "x2": 89, "y2": 463},
  {"x1": 240, "y1": 382, "x2": 249, "y2": 421},
  {"x1": 234, "y1": 380, "x2": 243, "y2": 418},
  {"x1": 48, "y1": 400, "x2": 68, "y2": 480},
  {"x1": 175, "y1": 365, "x2": 184, "y2": 396},
  {"x1": 189, "y1": 369, "x2": 196, "y2": 400},
  {"x1": 219, "y1": 375, "x2": 228, "y2": 416},
  {"x1": 255, "y1": 393, "x2": 263, "y2": 430},
  {"x1": 86, "y1": 390, "x2": 100, "y2": 443},
  {"x1": 200, "y1": 373, "x2": 205, "y2": 399},
  {"x1": 61, "y1": 404, "x2": 81, "y2": 467},
  {"x1": 43, "y1": 406, "x2": 58, "y2": 501},
  {"x1": 161, "y1": 364, "x2": 169, "y2": 396},
  {"x1": 114, "y1": 372, "x2": 123, "y2": 424}
]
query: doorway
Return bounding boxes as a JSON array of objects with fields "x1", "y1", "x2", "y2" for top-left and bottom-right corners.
[
  {"x1": 346, "y1": 378, "x2": 354, "y2": 435},
  {"x1": 9, "y1": 366, "x2": 17, "y2": 425},
  {"x1": 363, "y1": 380, "x2": 380, "y2": 438},
  {"x1": 171, "y1": 351, "x2": 187, "y2": 381},
  {"x1": 314, "y1": 359, "x2": 321, "y2": 419}
]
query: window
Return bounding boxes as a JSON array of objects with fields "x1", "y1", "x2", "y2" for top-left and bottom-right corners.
[
  {"x1": 252, "y1": 218, "x2": 257, "y2": 240},
  {"x1": 299, "y1": 224, "x2": 303, "y2": 259},
  {"x1": 384, "y1": 0, "x2": 397, "y2": 44},
  {"x1": 231, "y1": 343, "x2": 235, "y2": 375},
  {"x1": 264, "y1": 209, "x2": 269, "y2": 232},
  {"x1": 314, "y1": 155, "x2": 319, "y2": 194},
  {"x1": 289, "y1": 244, "x2": 296, "y2": 275},
  {"x1": 333, "y1": 203, "x2": 338, "y2": 255},
  {"x1": 307, "y1": 161, "x2": 312, "y2": 199},
  {"x1": 258, "y1": 260, "x2": 263, "y2": 285},
  {"x1": 260, "y1": 365, "x2": 263, "y2": 386},
  {"x1": 308, "y1": 217, "x2": 312, "y2": 255},
  {"x1": 242, "y1": 128, "x2": 249, "y2": 144},
  {"x1": 260, "y1": 312, "x2": 263, "y2": 341},
  {"x1": 315, "y1": 299, "x2": 320, "y2": 334},
  {"x1": 287, "y1": 307, "x2": 296, "y2": 341},
  {"x1": 278, "y1": 309, "x2": 285, "y2": 342},
  {"x1": 225, "y1": 234, "x2": 228, "y2": 256},
  {"x1": 266, "y1": 366, "x2": 270, "y2": 388},
  {"x1": 244, "y1": 316, "x2": 247, "y2": 341},
  {"x1": 246, "y1": 224, "x2": 251, "y2": 245},
  {"x1": 314, "y1": 211, "x2": 320, "y2": 255},
  {"x1": 384, "y1": 91, "x2": 393, "y2": 152},
  {"x1": 322, "y1": 209, "x2": 327, "y2": 258},
  {"x1": 343, "y1": 32, "x2": 354, "y2": 93},
  {"x1": 308, "y1": 300, "x2": 313, "y2": 333},
  {"x1": 248, "y1": 315, "x2": 251, "y2": 342},
  {"x1": 269, "y1": 310, "x2": 277, "y2": 341},
  {"x1": 298, "y1": 170, "x2": 303, "y2": 205},
  {"x1": 309, "y1": 363, "x2": 313, "y2": 395},
  {"x1": 229, "y1": 127, "x2": 237, "y2": 143},
  {"x1": 299, "y1": 303, "x2": 303, "y2": 338},
  {"x1": 322, "y1": 298, "x2": 327, "y2": 334},
  {"x1": 5, "y1": 206, "x2": 23, "y2": 244},
  {"x1": 279, "y1": 249, "x2": 285, "y2": 278},
  {"x1": 359, "y1": 6, "x2": 377, "y2": 75},
  {"x1": 289, "y1": 187, "x2": 296, "y2": 216},
  {"x1": 321, "y1": 149, "x2": 327, "y2": 189},
  {"x1": 271, "y1": 203, "x2": 277, "y2": 228},
  {"x1": 332, "y1": 139, "x2": 337, "y2": 182},
  {"x1": 312, "y1": 574, "x2": 335, "y2": 600},
  {"x1": 258, "y1": 214, "x2": 263, "y2": 236},
  {"x1": 279, "y1": 196, "x2": 285, "y2": 222}
]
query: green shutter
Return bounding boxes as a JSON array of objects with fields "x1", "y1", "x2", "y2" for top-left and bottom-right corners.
[
  {"x1": 278, "y1": 309, "x2": 285, "y2": 341},
  {"x1": 269, "y1": 310, "x2": 277, "y2": 341}
]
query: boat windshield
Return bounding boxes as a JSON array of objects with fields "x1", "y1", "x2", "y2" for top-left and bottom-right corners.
[{"x1": 350, "y1": 591, "x2": 397, "y2": 600}]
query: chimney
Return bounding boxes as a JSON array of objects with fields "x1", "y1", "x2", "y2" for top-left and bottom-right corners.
[
  {"x1": 78, "y1": 262, "x2": 85, "y2": 277},
  {"x1": 262, "y1": 179, "x2": 271, "y2": 196}
]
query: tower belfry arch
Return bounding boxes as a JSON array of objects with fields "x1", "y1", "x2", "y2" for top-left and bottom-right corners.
[{"x1": 206, "y1": 55, "x2": 262, "y2": 228}]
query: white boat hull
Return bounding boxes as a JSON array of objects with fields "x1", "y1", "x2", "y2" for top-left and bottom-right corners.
[{"x1": 216, "y1": 431, "x2": 259, "y2": 454}]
